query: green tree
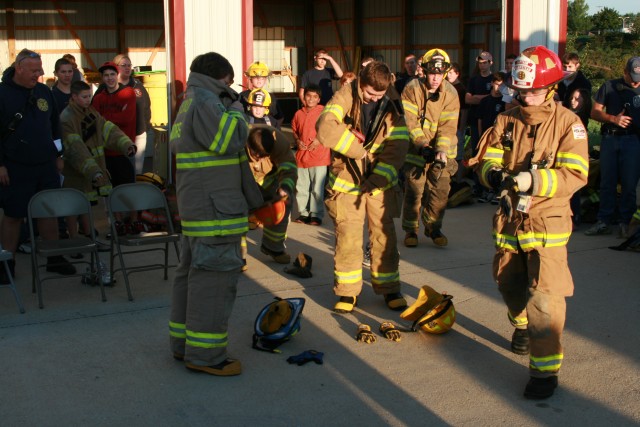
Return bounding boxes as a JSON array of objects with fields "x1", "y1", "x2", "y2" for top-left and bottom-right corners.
[
  {"x1": 567, "y1": 0, "x2": 591, "y2": 34},
  {"x1": 591, "y1": 7, "x2": 620, "y2": 32}
]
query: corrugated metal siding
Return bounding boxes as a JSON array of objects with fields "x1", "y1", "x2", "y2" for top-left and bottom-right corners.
[
  {"x1": 183, "y1": 0, "x2": 243, "y2": 84},
  {"x1": 1, "y1": 1, "x2": 164, "y2": 78}
]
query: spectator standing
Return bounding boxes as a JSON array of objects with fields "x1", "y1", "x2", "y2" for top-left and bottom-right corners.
[
  {"x1": 291, "y1": 84, "x2": 329, "y2": 225},
  {"x1": 114, "y1": 54, "x2": 151, "y2": 175},
  {"x1": 60, "y1": 81, "x2": 135, "y2": 241},
  {"x1": 401, "y1": 49, "x2": 460, "y2": 248},
  {"x1": 52, "y1": 57, "x2": 74, "y2": 112},
  {"x1": 500, "y1": 53, "x2": 518, "y2": 109},
  {"x1": 299, "y1": 49, "x2": 343, "y2": 106},
  {"x1": 446, "y1": 62, "x2": 469, "y2": 169},
  {"x1": 91, "y1": 61, "x2": 140, "y2": 234},
  {"x1": 316, "y1": 61, "x2": 409, "y2": 314},
  {"x1": 470, "y1": 45, "x2": 588, "y2": 399},
  {"x1": 465, "y1": 51, "x2": 494, "y2": 155},
  {"x1": 478, "y1": 72, "x2": 506, "y2": 136},
  {"x1": 558, "y1": 52, "x2": 592, "y2": 107},
  {"x1": 586, "y1": 57, "x2": 640, "y2": 238},
  {"x1": 0, "y1": 48, "x2": 75, "y2": 283},
  {"x1": 394, "y1": 54, "x2": 419, "y2": 95},
  {"x1": 62, "y1": 53, "x2": 85, "y2": 83},
  {"x1": 566, "y1": 87, "x2": 592, "y2": 226},
  {"x1": 169, "y1": 52, "x2": 264, "y2": 376}
]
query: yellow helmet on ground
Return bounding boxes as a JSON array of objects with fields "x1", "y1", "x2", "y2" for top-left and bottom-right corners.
[
  {"x1": 246, "y1": 88, "x2": 272, "y2": 114},
  {"x1": 400, "y1": 285, "x2": 456, "y2": 334},
  {"x1": 245, "y1": 61, "x2": 272, "y2": 77},
  {"x1": 136, "y1": 172, "x2": 165, "y2": 189},
  {"x1": 420, "y1": 48, "x2": 451, "y2": 74}
]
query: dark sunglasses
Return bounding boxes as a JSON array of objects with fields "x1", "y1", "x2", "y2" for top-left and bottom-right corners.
[{"x1": 17, "y1": 50, "x2": 41, "y2": 64}]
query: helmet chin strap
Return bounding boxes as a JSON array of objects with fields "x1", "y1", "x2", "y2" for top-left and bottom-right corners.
[{"x1": 545, "y1": 86, "x2": 557, "y2": 101}]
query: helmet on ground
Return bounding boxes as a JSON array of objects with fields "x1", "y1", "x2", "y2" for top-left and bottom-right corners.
[
  {"x1": 246, "y1": 88, "x2": 272, "y2": 114},
  {"x1": 253, "y1": 297, "x2": 306, "y2": 352},
  {"x1": 245, "y1": 61, "x2": 272, "y2": 78},
  {"x1": 400, "y1": 285, "x2": 456, "y2": 334},
  {"x1": 136, "y1": 172, "x2": 165, "y2": 189},
  {"x1": 510, "y1": 45, "x2": 573, "y2": 90},
  {"x1": 250, "y1": 196, "x2": 287, "y2": 227},
  {"x1": 421, "y1": 49, "x2": 451, "y2": 74}
]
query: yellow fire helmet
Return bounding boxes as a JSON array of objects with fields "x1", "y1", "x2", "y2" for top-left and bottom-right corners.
[
  {"x1": 421, "y1": 48, "x2": 451, "y2": 75},
  {"x1": 136, "y1": 172, "x2": 165, "y2": 189},
  {"x1": 400, "y1": 284, "x2": 456, "y2": 334},
  {"x1": 246, "y1": 88, "x2": 272, "y2": 114},
  {"x1": 245, "y1": 61, "x2": 272, "y2": 78}
]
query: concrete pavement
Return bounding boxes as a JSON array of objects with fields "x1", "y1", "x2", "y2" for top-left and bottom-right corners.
[{"x1": 0, "y1": 202, "x2": 639, "y2": 426}]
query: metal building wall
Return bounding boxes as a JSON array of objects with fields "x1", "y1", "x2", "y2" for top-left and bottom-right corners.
[
  {"x1": 0, "y1": 1, "x2": 165, "y2": 80},
  {"x1": 518, "y1": 0, "x2": 562, "y2": 53},
  {"x1": 182, "y1": 0, "x2": 243, "y2": 83}
]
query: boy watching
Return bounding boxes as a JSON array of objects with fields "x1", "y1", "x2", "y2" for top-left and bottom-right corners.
[
  {"x1": 292, "y1": 84, "x2": 330, "y2": 225},
  {"x1": 61, "y1": 81, "x2": 135, "y2": 241},
  {"x1": 478, "y1": 72, "x2": 507, "y2": 135},
  {"x1": 299, "y1": 49, "x2": 344, "y2": 105},
  {"x1": 245, "y1": 88, "x2": 280, "y2": 129}
]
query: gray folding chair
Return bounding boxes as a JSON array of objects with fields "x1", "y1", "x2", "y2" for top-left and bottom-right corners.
[
  {"x1": 27, "y1": 188, "x2": 105, "y2": 308},
  {"x1": 107, "y1": 183, "x2": 180, "y2": 301},
  {"x1": 0, "y1": 250, "x2": 25, "y2": 313}
]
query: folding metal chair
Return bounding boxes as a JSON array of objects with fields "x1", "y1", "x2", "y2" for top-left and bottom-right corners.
[
  {"x1": 0, "y1": 250, "x2": 25, "y2": 313},
  {"x1": 27, "y1": 188, "x2": 105, "y2": 309},
  {"x1": 107, "y1": 183, "x2": 180, "y2": 301}
]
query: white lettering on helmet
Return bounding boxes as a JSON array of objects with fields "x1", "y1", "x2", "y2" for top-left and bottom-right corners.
[{"x1": 512, "y1": 56, "x2": 536, "y2": 89}]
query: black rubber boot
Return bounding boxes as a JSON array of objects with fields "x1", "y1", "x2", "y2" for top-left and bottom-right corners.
[
  {"x1": 511, "y1": 328, "x2": 530, "y2": 355},
  {"x1": 524, "y1": 376, "x2": 558, "y2": 399}
]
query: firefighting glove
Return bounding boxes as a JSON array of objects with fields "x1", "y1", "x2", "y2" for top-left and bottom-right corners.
[
  {"x1": 286, "y1": 350, "x2": 324, "y2": 366},
  {"x1": 497, "y1": 175, "x2": 519, "y2": 221},
  {"x1": 486, "y1": 168, "x2": 510, "y2": 192},
  {"x1": 379, "y1": 322, "x2": 402, "y2": 342},
  {"x1": 356, "y1": 324, "x2": 377, "y2": 344},
  {"x1": 92, "y1": 172, "x2": 112, "y2": 197},
  {"x1": 420, "y1": 146, "x2": 436, "y2": 164}
]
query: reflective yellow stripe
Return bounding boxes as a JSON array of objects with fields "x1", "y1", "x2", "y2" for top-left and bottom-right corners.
[
  {"x1": 535, "y1": 169, "x2": 558, "y2": 198},
  {"x1": 402, "y1": 100, "x2": 418, "y2": 116},
  {"x1": 508, "y1": 312, "x2": 528, "y2": 327},
  {"x1": 181, "y1": 218, "x2": 248, "y2": 237},
  {"x1": 176, "y1": 151, "x2": 241, "y2": 169},
  {"x1": 210, "y1": 112, "x2": 242, "y2": 154},
  {"x1": 335, "y1": 269, "x2": 362, "y2": 284},
  {"x1": 322, "y1": 103, "x2": 344, "y2": 121},
  {"x1": 440, "y1": 110, "x2": 458, "y2": 121},
  {"x1": 405, "y1": 153, "x2": 427, "y2": 168},
  {"x1": 186, "y1": 329, "x2": 228, "y2": 349},
  {"x1": 493, "y1": 232, "x2": 519, "y2": 251},
  {"x1": 371, "y1": 270, "x2": 399, "y2": 285},
  {"x1": 372, "y1": 161, "x2": 398, "y2": 185},
  {"x1": 634, "y1": 209, "x2": 640, "y2": 222},
  {"x1": 555, "y1": 152, "x2": 588, "y2": 177},
  {"x1": 263, "y1": 227, "x2": 286, "y2": 243},
  {"x1": 328, "y1": 173, "x2": 388, "y2": 196},
  {"x1": 334, "y1": 129, "x2": 357, "y2": 155},
  {"x1": 169, "y1": 321, "x2": 186, "y2": 339},
  {"x1": 410, "y1": 127, "x2": 427, "y2": 141},
  {"x1": 402, "y1": 218, "x2": 419, "y2": 230},
  {"x1": 529, "y1": 353, "x2": 563, "y2": 372}
]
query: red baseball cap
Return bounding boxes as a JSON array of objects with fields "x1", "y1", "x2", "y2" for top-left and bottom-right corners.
[{"x1": 99, "y1": 61, "x2": 118, "y2": 74}]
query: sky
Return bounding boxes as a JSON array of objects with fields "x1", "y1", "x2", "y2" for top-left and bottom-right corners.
[{"x1": 584, "y1": 0, "x2": 638, "y2": 15}]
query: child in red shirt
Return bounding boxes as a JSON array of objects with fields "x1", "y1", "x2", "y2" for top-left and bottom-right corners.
[{"x1": 292, "y1": 84, "x2": 330, "y2": 225}]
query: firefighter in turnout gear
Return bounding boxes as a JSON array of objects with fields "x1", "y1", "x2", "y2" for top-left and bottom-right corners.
[
  {"x1": 470, "y1": 46, "x2": 589, "y2": 399},
  {"x1": 401, "y1": 49, "x2": 460, "y2": 247},
  {"x1": 169, "y1": 52, "x2": 264, "y2": 376},
  {"x1": 316, "y1": 61, "x2": 410, "y2": 313},
  {"x1": 246, "y1": 124, "x2": 298, "y2": 264}
]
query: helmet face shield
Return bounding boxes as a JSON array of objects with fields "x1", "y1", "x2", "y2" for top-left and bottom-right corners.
[{"x1": 423, "y1": 58, "x2": 451, "y2": 74}]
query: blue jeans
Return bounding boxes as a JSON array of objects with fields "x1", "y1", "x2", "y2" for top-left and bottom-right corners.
[
  {"x1": 295, "y1": 166, "x2": 327, "y2": 218},
  {"x1": 598, "y1": 134, "x2": 640, "y2": 224}
]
